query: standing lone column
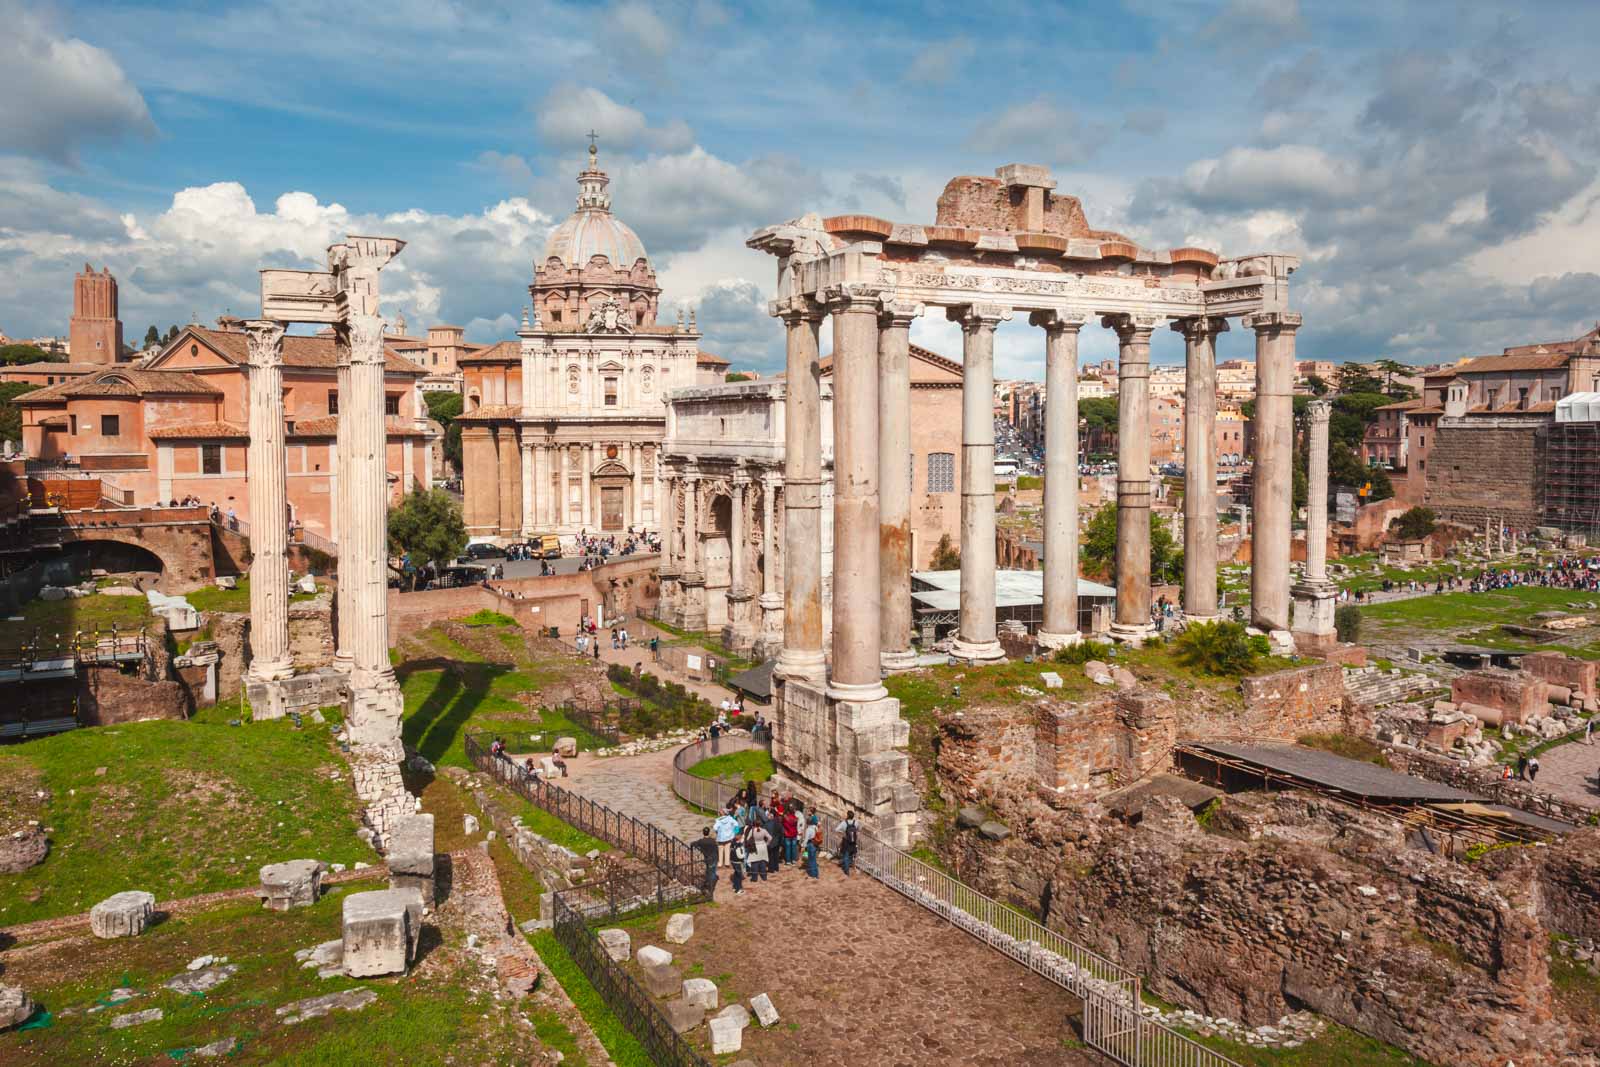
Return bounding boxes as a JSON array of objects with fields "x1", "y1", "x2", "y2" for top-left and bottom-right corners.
[
  {"x1": 878, "y1": 299, "x2": 921, "y2": 671},
  {"x1": 679, "y1": 465, "x2": 706, "y2": 630},
  {"x1": 723, "y1": 472, "x2": 752, "y2": 649},
  {"x1": 1176, "y1": 316, "x2": 1228, "y2": 623},
  {"x1": 1246, "y1": 311, "x2": 1302, "y2": 635},
  {"x1": 758, "y1": 472, "x2": 782, "y2": 654},
  {"x1": 520, "y1": 440, "x2": 535, "y2": 536},
  {"x1": 244, "y1": 319, "x2": 293, "y2": 682},
  {"x1": 657, "y1": 469, "x2": 679, "y2": 621},
  {"x1": 1292, "y1": 398, "x2": 1338, "y2": 649},
  {"x1": 949, "y1": 303, "x2": 1009, "y2": 664},
  {"x1": 1106, "y1": 313, "x2": 1161, "y2": 641},
  {"x1": 827, "y1": 285, "x2": 887, "y2": 700},
  {"x1": 775, "y1": 298, "x2": 827, "y2": 683},
  {"x1": 1032, "y1": 310, "x2": 1088, "y2": 648},
  {"x1": 333, "y1": 329, "x2": 355, "y2": 672}
]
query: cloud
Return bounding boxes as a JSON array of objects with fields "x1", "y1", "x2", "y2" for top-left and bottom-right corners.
[
  {"x1": 1122, "y1": 108, "x2": 1167, "y2": 136},
  {"x1": 535, "y1": 84, "x2": 694, "y2": 153},
  {"x1": 470, "y1": 151, "x2": 534, "y2": 190},
  {"x1": 1179, "y1": 145, "x2": 1359, "y2": 212},
  {"x1": 1360, "y1": 51, "x2": 1491, "y2": 134},
  {"x1": 1201, "y1": 0, "x2": 1306, "y2": 51},
  {"x1": 965, "y1": 97, "x2": 1102, "y2": 166},
  {"x1": 0, "y1": 2, "x2": 157, "y2": 164},
  {"x1": 904, "y1": 37, "x2": 974, "y2": 86}
]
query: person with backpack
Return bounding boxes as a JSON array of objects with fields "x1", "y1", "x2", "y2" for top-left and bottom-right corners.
[
  {"x1": 835, "y1": 810, "x2": 860, "y2": 876},
  {"x1": 692, "y1": 826, "x2": 718, "y2": 898},
  {"x1": 765, "y1": 800, "x2": 785, "y2": 875},
  {"x1": 745, "y1": 819, "x2": 771, "y2": 882},
  {"x1": 802, "y1": 813, "x2": 821, "y2": 878},
  {"x1": 729, "y1": 834, "x2": 747, "y2": 896}
]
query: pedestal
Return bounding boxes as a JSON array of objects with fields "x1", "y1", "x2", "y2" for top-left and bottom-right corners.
[
  {"x1": 721, "y1": 593, "x2": 754, "y2": 653},
  {"x1": 1109, "y1": 621, "x2": 1156, "y2": 644},
  {"x1": 754, "y1": 593, "x2": 784, "y2": 660},
  {"x1": 950, "y1": 637, "x2": 1004, "y2": 665},
  {"x1": 1291, "y1": 579, "x2": 1339, "y2": 653},
  {"x1": 676, "y1": 576, "x2": 707, "y2": 632},
  {"x1": 1035, "y1": 629, "x2": 1084, "y2": 651},
  {"x1": 880, "y1": 647, "x2": 920, "y2": 672}
]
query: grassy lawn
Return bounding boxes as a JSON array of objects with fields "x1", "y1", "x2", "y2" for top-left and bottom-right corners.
[
  {"x1": 0, "y1": 885, "x2": 545, "y2": 1066},
  {"x1": 0, "y1": 715, "x2": 372, "y2": 926},
  {"x1": 0, "y1": 590, "x2": 152, "y2": 644},
  {"x1": 1360, "y1": 586, "x2": 1596, "y2": 635},
  {"x1": 529, "y1": 930, "x2": 653, "y2": 1067},
  {"x1": 185, "y1": 576, "x2": 321, "y2": 614},
  {"x1": 687, "y1": 748, "x2": 775, "y2": 784},
  {"x1": 1174, "y1": 1019, "x2": 1434, "y2": 1066}
]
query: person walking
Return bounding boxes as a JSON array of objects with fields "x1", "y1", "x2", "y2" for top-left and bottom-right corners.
[
  {"x1": 835, "y1": 810, "x2": 860, "y2": 876},
  {"x1": 1586, "y1": 717, "x2": 1595, "y2": 746},
  {"x1": 693, "y1": 826, "x2": 718, "y2": 899},
  {"x1": 765, "y1": 801, "x2": 784, "y2": 875},
  {"x1": 713, "y1": 807, "x2": 739, "y2": 869},
  {"x1": 746, "y1": 821, "x2": 770, "y2": 882},
  {"x1": 729, "y1": 834, "x2": 747, "y2": 896},
  {"x1": 1528, "y1": 756, "x2": 1541, "y2": 782},
  {"x1": 1516, "y1": 753, "x2": 1530, "y2": 781},
  {"x1": 802, "y1": 813, "x2": 820, "y2": 878},
  {"x1": 782, "y1": 804, "x2": 799, "y2": 865}
]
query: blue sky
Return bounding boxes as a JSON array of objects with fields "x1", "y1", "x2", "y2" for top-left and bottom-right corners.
[{"x1": 4, "y1": 0, "x2": 1600, "y2": 378}]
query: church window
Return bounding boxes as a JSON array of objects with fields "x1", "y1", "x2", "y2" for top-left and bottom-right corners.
[
  {"x1": 605, "y1": 377, "x2": 618, "y2": 406},
  {"x1": 100, "y1": 415, "x2": 119, "y2": 436},
  {"x1": 927, "y1": 452, "x2": 955, "y2": 493},
  {"x1": 202, "y1": 444, "x2": 223, "y2": 474}
]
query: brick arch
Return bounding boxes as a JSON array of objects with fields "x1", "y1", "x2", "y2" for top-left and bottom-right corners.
[{"x1": 44, "y1": 507, "x2": 219, "y2": 593}]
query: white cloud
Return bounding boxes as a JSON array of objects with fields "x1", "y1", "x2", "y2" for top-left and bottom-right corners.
[
  {"x1": 535, "y1": 85, "x2": 694, "y2": 153},
  {"x1": 0, "y1": 2, "x2": 156, "y2": 164},
  {"x1": 966, "y1": 97, "x2": 1102, "y2": 166},
  {"x1": 1181, "y1": 145, "x2": 1358, "y2": 210}
]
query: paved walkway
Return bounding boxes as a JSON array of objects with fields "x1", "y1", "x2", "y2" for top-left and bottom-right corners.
[
  {"x1": 512, "y1": 744, "x2": 709, "y2": 844},
  {"x1": 556, "y1": 617, "x2": 737, "y2": 708},
  {"x1": 1533, "y1": 734, "x2": 1600, "y2": 810}
]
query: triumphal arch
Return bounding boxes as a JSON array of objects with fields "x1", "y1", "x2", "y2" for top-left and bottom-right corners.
[{"x1": 748, "y1": 163, "x2": 1303, "y2": 843}]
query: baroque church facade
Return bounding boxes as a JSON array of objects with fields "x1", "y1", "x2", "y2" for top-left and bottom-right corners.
[{"x1": 459, "y1": 143, "x2": 726, "y2": 539}]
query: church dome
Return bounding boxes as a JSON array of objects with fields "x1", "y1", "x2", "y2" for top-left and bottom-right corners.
[{"x1": 541, "y1": 142, "x2": 650, "y2": 270}]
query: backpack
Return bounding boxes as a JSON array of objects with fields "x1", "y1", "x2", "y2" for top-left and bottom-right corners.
[{"x1": 843, "y1": 821, "x2": 859, "y2": 851}]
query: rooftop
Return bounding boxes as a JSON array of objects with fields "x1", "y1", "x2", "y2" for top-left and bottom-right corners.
[{"x1": 910, "y1": 569, "x2": 1115, "y2": 613}]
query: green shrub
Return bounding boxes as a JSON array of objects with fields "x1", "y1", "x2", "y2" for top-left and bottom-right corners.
[
  {"x1": 1335, "y1": 604, "x2": 1361, "y2": 643},
  {"x1": 1054, "y1": 639, "x2": 1114, "y2": 665},
  {"x1": 1172, "y1": 620, "x2": 1259, "y2": 676}
]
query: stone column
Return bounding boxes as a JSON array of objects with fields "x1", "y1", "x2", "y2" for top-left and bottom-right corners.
[
  {"x1": 826, "y1": 285, "x2": 887, "y2": 700},
  {"x1": 1293, "y1": 398, "x2": 1338, "y2": 649},
  {"x1": 657, "y1": 469, "x2": 679, "y2": 620},
  {"x1": 1032, "y1": 310, "x2": 1088, "y2": 648},
  {"x1": 244, "y1": 319, "x2": 293, "y2": 682},
  {"x1": 520, "y1": 440, "x2": 535, "y2": 536},
  {"x1": 579, "y1": 444, "x2": 592, "y2": 532},
  {"x1": 1246, "y1": 311, "x2": 1302, "y2": 635},
  {"x1": 680, "y1": 466, "x2": 706, "y2": 630},
  {"x1": 1106, "y1": 313, "x2": 1161, "y2": 641},
  {"x1": 631, "y1": 443, "x2": 643, "y2": 528},
  {"x1": 559, "y1": 446, "x2": 571, "y2": 528},
  {"x1": 333, "y1": 334, "x2": 355, "y2": 671},
  {"x1": 342, "y1": 310, "x2": 404, "y2": 739},
  {"x1": 497, "y1": 427, "x2": 520, "y2": 538},
  {"x1": 758, "y1": 472, "x2": 782, "y2": 653},
  {"x1": 1175, "y1": 316, "x2": 1228, "y2": 623},
  {"x1": 878, "y1": 299, "x2": 921, "y2": 671},
  {"x1": 723, "y1": 471, "x2": 752, "y2": 650},
  {"x1": 775, "y1": 298, "x2": 827, "y2": 683},
  {"x1": 949, "y1": 303, "x2": 1009, "y2": 664}
]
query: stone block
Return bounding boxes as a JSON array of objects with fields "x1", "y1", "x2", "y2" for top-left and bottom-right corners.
[
  {"x1": 1040, "y1": 671, "x2": 1064, "y2": 689},
  {"x1": 637, "y1": 944, "x2": 673, "y2": 968},
  {"x1": 682, "y1": 977, "x2": 718, "y2": 1009},
  {"x1": 715, "y1": 1003, "x2": 751, "y2": 1028},
  {"x1": 597, "y1": 928, "x2": 631, "y2": 962},
  {"x1": 663, "y1": 998, "x2": 705, "y2": 1034},
  {"x1": 1451, "y1": 670, "x2": 1546, "y2": 726},
  {"x1": 387, "y1": 813, "x2": 436, "y2": 905},
  {"x1": 259, "y1": 859, "x2": 325, "y2": 911},
  {"x1": 463, "y1": 813, "x2": 479, "y2": 835},
  {"x1": 554, "y1": 736, "x2": 578, "y2": 757},
  {"x1": 710, "y1": 1015, "x2": 744, "y2": 1054},
  {"x1": 213, "y1": 575, "x2": 237, "y2": 590},
  {"x1": 978, "y1": 820, "x2": 1011, "y2": 842},
  {"x1": 0, "y1": 985, "x2": 34, "y2": 1031},
  {"x1": 956, "y1": 806, "x2": 985, "y2": 829},
  {"x1": 110, "y1": 1007, "x2": 163, "y2": 1029},
  {"x1": 90, "y1": 890, "x2": 156, "y2": 938},
  {"x1": 640, "y1": 963, "x2": 682, "y2": 998},
  {"x1": 664, "y1": 912, "x2": 695, "y2": 944},
  {"x1": 341, "y1": 888, "x2": 423, "y2": 978},
  {"x1": 750, "y1": 992, "x2": 780, "y2": 1027},
  {"x1": 0, "y1": 827, "x2": 48, "y2": 874}
]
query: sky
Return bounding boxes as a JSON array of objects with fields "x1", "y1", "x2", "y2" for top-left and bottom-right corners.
[{"x1": 3, "y1": 0, "x2": 1600, "y2": 380}]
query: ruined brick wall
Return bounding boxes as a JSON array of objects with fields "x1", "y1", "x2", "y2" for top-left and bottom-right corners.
[
  {"x1": 288, "y1": 595, "x2": 334, "y2": 669},
  {"x1": 1533, "y1": 827, "x2": 1600, "y2": 942},
  {"x1": 78, "y1": 666, "x2": 189, "y2": 724},
  {"x1": 385, "y1": 585, "x2": 502, "y2": 635},
  {"x1": 206, "y1": 611, "x2": 248, "y2": 700},
  {"x1": 1520, "y1": 651, "x2": 1597, "y2": 701},
  {"x1": 938, "y1": 790, "x2": 1579, "y2": 1067},
  {"x1": 1424, "y1": 421, "x2": 1545, "y2": 527},
  {"x1": 1177, "y1": 663, "x2": 1354, "y2": 741},
  {"x1": 1451, "y1": 668, "x2": 1547, "y2": 725}
]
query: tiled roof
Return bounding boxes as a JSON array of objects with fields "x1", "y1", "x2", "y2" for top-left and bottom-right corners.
[
  {"x1": 0, "y1": 361, "x2": 105, "y2": 376},
  {"x1": 1454, "y1": 351, "x2": 1570, "y2": 374},
  {"x1": 147, "y1": 421, "x2": 248, "y2": 440},
  {"x1": 696, "y1": 350, "x2": 729, "y2": 367},
  {"x1": 288, "y1": 415, "x2": 427, "y2": 438},
  {"x1": 1376, "y1": 398, "x2": 1422, "y2": 411},
  {"x1": 16, "y1": 369, "x2": 222, "y2": 403},
  {"x1": 458, "y1": 403, "x2": 522, "y2": 420},
  {"x1": 182, "y1": 326, "x2": 427, "y2": 375},
  {"x1": 459, "y1": 341, "x2": 519, "y2": 363}
]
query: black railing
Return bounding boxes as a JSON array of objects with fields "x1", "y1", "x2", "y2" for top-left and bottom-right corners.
[{"x1": 553, "y1": 699, "x2": 624, "y2": 747}]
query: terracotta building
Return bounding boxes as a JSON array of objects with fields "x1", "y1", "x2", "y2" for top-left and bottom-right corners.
[
  {"x1": 17, "y1": 323, "x2": 437, "y2": 543},
  {"x1": 458, "y1": 142, "x2": 725, "y2": 540},
  {"x1": 69, "y1": 264, "x2": 124, "y2": 365}
]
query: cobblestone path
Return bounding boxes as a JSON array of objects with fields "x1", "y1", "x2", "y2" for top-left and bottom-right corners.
[
  {"x1": 534, "y1": 745, "x2": 708, "y2": 844},
  {"x1": 1533, "y1": 735, "x2": 1600, "y2": 810}
]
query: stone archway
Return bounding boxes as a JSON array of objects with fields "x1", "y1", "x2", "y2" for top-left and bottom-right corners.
[{"x1": 704, "y1": 493, "x2": 733, "y2": 628}]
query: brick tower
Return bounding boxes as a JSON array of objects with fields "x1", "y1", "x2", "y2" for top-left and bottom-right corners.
[{"x1": 70, "y1": 264, "x2": 124, "y2": 364}]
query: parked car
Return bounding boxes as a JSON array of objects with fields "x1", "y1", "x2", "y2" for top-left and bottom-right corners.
[{"x1": 464, "y1": 541, "x2": 506, "y2": 561}]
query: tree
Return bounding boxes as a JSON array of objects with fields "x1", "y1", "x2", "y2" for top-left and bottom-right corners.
[
  {"x1": 1393, "y1": 505, "x2": 1437, "y2": 540},
  {"x1": 0, "y1": 344, "x2": 61, "y2": 365},
  {"x1": 1328, "y1": 444, "x2": 1393, "y2": 502},
  {"x1": 0, "y1": 382, "x2": 38, "y2": 445},
  {"x1": 143, "y1": 325, "x2": 161, "y2": 349},
  {"x1": 164, "y1": 325, "x2": 181, "y2": 344},
  {"x1": 1374, "y1": 358, "x2": 1407, "y2": 393},
  {"x1": 1337, "y1": 363, "x2": 1384, "y2": 395},
  {"x1": 423, "y1": 391, "x2": 464, "y2": 473},
  {"x1": 1305, "y1": 374, "x2": 1330, "y2": 396},
  {"x1": 725, "y1": 372, "x2": 752, "y2": 383},
  {"x1": 388, "y1": 488, "x2": 467, "y2": 588},
  {"x1": 1081, "y1": 504, "x2": 1182, "y2": 584},
  {"x1": 930, "y1": 533, "x2": 961, "y2": 570},
  {"x1": 1335, "y1": 605, "x2": 1361, "y2": 643},
  {"x1": 1078, "y1": 396, "x2": 1119, "y2": 434}
]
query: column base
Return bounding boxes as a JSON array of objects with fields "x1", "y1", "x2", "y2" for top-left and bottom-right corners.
[
  {"x1": 1183, "y1": 613, "x2": 1221, "y2": 627},
  {"x1": 950, "y1": 638, "x2": 1005, "y2": 665},
  {"x1": 880, "y1": 647, "x2": 920, "y2": 672},
  {"x1": 775, "y1": 649, "x2": 826, "y2": 685},
  {"x1": 1034, "y1": 630, "x2": 1083, "y2": 651},
  {"x1": 1109, "y1": 621, "x2": 1156, "y2": 644},
  {"x1": 1291, "y1": 580, "x2": 1338, "y2": 652},
  {"x1": 827, "y1": 678, "x2": 889, "y2": 704},
  {"x1": 246, "y1": 656, "x2": 295, "y2": 684}
]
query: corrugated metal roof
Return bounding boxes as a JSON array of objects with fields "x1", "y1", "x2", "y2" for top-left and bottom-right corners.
[{"x1": 1190, "y1": 741, "x2": 1478, "y2": 802}]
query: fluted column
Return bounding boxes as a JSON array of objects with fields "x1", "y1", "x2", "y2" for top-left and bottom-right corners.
[
  {"x1": 1176, "y1": 316, "x2": 1228, "y2": 622},
  {"x1": 775, "y1": 298, "x2": 827, "y2": 683},
  {"x1": 826, "y1": 284, "x2": 887, "y2": 699},
  {"x1": 559, "y1": 446, "x2": 571, "y2": 528},
  {"x1": 878, "y1": 299, "x2": 920, "y2": 671},
  {"x1": 949, "y1": 303, "x2": 1009, "y2": 663},
  {"x1": 1032, "y1": 310, "x2": 1088, "y2": 648},
  {"x1": 1292, "y1": 398, "x2": 1337, "y2": 648},
  {"x1": 631, "y1": 443, "x2": 643, "y2": 528},
  {"x1": 1246, "y1": 311, "x2": 1301, "y2": 633},
  {"x1": 333, "y1": 332, "x2": 355, "y2": 671},
  {"x1": 758, "y1": 472, "x2": 781, "y2": 651},
  {"x1": 657, "y1": 468, "x2": 680, "y2": 620},
  {"x1": 579, "y1": 444, "x2": 592, "y2": 532},
  {"x1": 680, "y1": 465, "x2": 706, "y2": 630},
  {"x1": 1106, "y1": 313, "x2": 1161, "y2": 641},
  {"x1": 724, "y1": 471, "x2": 753, "y2": 649},
  {"x1": 520, "y1": 439, "x2": 535, "y2": 536},
  {"x1": 344, "y1": 313, "x2": 398, "y2": 692},
  {"x1": 244, "y1": 319, "x2": 293, "y2": 682}
]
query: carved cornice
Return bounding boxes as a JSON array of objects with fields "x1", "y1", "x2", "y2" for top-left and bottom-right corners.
[{"x1": 243, "y1": 319, "x2": 286, "y2": 367}]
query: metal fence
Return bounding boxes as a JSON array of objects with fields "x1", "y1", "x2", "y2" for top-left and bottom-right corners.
[
  {"x1": 670, "y1": 736, "x2": 1241, "y2": 1067},
  {"x1": 552, "y1": 699, "x2": 624, "y2": 747}
]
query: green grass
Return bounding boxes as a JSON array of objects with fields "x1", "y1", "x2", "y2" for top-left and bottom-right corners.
[
  {"x1": 530, "y1": 930, "x2": 654, "y2": 1067},
  {"x1": 0, "y1": 717, "x2": 372, "y2": 926},
  {"x1": 460, "y1": 609, "x2": 517, "y2": 627},
  {"x1": 687, "y1": 748, "x2": 775, "y2": 784},
  {"x1": 509, "y1": 795, "x2": 610, "y2": 855},
  {"x1": 1360, "y1": 586, "x2": 1594, "y2": 633},
  {"x1": 1298, "y1": 732, "x2": 1388, "y2": 765},
  {"x1": 0, "y1": 589, "x2": 152, "y2": 644},
  {"x1": 184, "y1": 576, "x2": 320, "y2": 614},
  {"x1": 0, "y1": 887, "x2": 542, "y2": 1066}
]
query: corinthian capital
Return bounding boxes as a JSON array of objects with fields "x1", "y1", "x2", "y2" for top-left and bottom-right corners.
[
  {"x1": 820, "y1": 284, "x2": 885, "y2": 313},
  {"x1": 1307, "y1": 398, "x2": 1333, "y2": 424},
  {"x1": 1242, "y1": 310, "x2": 1303, "y2": 334},
  {"x1": 243, "y1": 319, "x2": 286, "y2": 367},
  {"x1": 878, "y1": 298, "x2": 923, "y2": 329},
  {"x1": 772, "y1": 295, "x2": 826, "y2": 325},
  {"x1": 1101, "y1": 312, "x2": 1164, "y2": 339},
  {"x1": 947, "y1": 303, "x2": 1011, "y2": 332},
  {"x1": 347, "y1": 313, "x2": 388, "y2": 365},
  {"x1": 1170, "y1": 315, "x2": 1230, "y2": 340},
  {"x1": 1028, "y1": 309, "x2": 1091, "y2": 334}
]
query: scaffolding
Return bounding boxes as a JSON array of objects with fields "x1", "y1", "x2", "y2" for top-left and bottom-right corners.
[{"x1": 1544, "y1": 421, "x2": 1600, "y2": 541}]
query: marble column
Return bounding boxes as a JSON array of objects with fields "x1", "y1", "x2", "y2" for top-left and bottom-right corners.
[
  {"x1": 1293, "y1": 399, "x2": 1338, "y2": 648},
  {"x1": 1246, "y1": 311, "x2": 1302, "y2": 634},
  {"x1": 775, "y1": 299, "x2": 827, "y2": 683},
  {"x1": 878, "y1": 299, "x2": 920, "y2": 671},
  {"x1": 244, "y1": 319, "x2": 293, "y2": 682},
  {"x1": 758, "y1": 472, "x2": 782, "y2": 653},
  {"x1": 657, "y1": 470, "x2": 680, "y2": 620},
  {"x1": 1106, "y1": 313, "x2": 1161, "y2": 641},
  {"x1": 520, "y1": 440, "x2": 535, "y2": 536},
  {"x1": 724, "y1": 471, "x2": 752, "y2": 650},
  {"x1": 535, "y1": 444, "x2": 550, "y2": 528},
  {"x1": 333, "y1": 334, "x2": 355, "y2": 671},
  {"x1": 827, "y1": 285, "x2": 887, "y2": 700},
  {"x1": 579, "y1": 444, "x2": 592, "y2": 532},
  {"x1": 680, "y1": 466, "x2": 706, "y2": 630},
  {"x1": 342, "y1": 310, "x2": 404, "y2": 737},
  {"x1": 631, "y1": 443, "x2": 643, "y2": 529},
  {"x1": 497, "y1": 428, "x2": 520, "y2": 538},
  {"x1": 1176, "y1": 316, "x2": 1228, "y2": 623},
  {"x1": 559, "y1": 446, "x2": 571, "y2": 527},
  {"x1": 948, "y1": 303, "x2": 1008, "y2": 664},
  {"x1": 1032, "y1": 310, "x2": 1088, "y2": 648}
]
